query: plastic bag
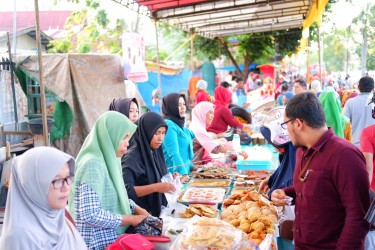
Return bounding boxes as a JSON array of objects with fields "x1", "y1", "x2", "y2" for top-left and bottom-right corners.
[
  {"x1": 171, "y1": 215, "x2": 249, "y2": 250},
  {"x1": 161, "y1": 173, "x2": 182, "y2": 206}
]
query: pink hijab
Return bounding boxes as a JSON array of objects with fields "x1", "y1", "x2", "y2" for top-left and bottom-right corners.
[{"x1": 189, "y1": 102, "x2": 219, "y2": 156}]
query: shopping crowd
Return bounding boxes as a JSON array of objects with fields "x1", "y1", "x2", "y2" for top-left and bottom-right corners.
[{"x1": 0, "y1": 72, "x2": 374, "y2": 250}]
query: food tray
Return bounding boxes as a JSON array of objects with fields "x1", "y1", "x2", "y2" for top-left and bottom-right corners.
[
  {"x1": 182, "y1": 187, "x2": 226, "y2": 203},
  {"x1": 231, "y1": 186, "x2": 258, "y2": 195},
  {"x1": 236, "y1": 160, "x2": 272, "y2": 170},
  {"x1": 188, "y1": 179, "x2": 231, "y2": 187},
  {"x1": 178, "y1": 187, "x2": 229, "y2": 203}
]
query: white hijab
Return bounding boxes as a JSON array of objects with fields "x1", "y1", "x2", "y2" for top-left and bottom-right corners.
[{"x1": 0, "y1": 147, "x2": 87, "y2": 250}]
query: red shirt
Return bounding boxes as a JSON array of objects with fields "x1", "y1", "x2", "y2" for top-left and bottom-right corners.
[
  {"x1": 206, "y1": 105, "x2": 244, "y2": 134},
  {"x1": 284, "y1": 128, "x2": 370, "y2": 249},
  {"x1": 360, "y1": 124, "x2": 375, "y2": 191}
]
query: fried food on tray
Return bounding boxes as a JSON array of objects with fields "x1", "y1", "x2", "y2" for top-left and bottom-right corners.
[
  {"x1": 178, "y1": 204, "x2": 218, "y2": 218},
  {"x1": 220, "y1": 189, "x2": 278, "y2": 246}
]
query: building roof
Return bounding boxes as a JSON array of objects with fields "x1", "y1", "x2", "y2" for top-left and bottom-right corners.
[{"x1": 0, "y1": 26, "x2": 53, "y2": 46}]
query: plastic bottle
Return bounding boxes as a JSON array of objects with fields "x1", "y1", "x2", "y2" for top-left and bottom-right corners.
[{"x1": 232, "y1": 134, "x2": 241, "y2": 152}]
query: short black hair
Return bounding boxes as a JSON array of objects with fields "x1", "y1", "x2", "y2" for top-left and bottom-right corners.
[
  {"x1": 281, "y1": 84, "x2": 289, "y2": 92},
  {"x1": 285, "y1": 92, "x2": 326, "y2": 128},
  {"x1": 237, "y1": 77, "x2": 243, "y2": 82},
  {"x1": 294, "y1": 79, "x2": 307, "y2": 89},
  {"x1": 220, "y1": 81, "x2": 231, "y2": 88},
  {"x1": 358, "y1": 76, "x2": 374, "y2": 93}
]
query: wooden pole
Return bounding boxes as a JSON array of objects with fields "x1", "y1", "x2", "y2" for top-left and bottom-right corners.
[
  {"x1": 34, "y1": 0, "x2": 49, "y2": 146},
  {"x1": 153, "y1": 17, "x2": 162, "y2": 106},
  {"x1": 6, "y1": 32, "x2": 18, "y2": 124}
]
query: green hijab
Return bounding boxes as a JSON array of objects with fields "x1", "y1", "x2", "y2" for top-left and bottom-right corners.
[
  {"x1": 319, "y1": 91, "x2": 348, "y2": 138},
  {"x1": 69, "y1": 111, "x2": 137, "y2": 231}
]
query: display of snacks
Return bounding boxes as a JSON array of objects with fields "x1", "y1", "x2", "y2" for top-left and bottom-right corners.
[
  {"x1": 179, "y1": 204, "x2": 219, "y2": 218},
  {"x1": 233, "y1": 180, "x2": 255, "y2": 187},
  {"x1": 221, "y1": 190, "x2": 277, "y2": 246},
  {"x1": 182, "y1": 187, "x2": 226, "y2": 203},
  {"x1": 193, "y1": 168, "x2": 229, "y2": 179},
  {"x1": 171, "y1": 216, "x2": 248, "y2": 250},
  {"x1": 188, "y1": 179, "x2": 231, "y2": 187}
]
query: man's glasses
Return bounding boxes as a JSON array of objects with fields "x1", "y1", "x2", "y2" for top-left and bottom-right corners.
[
  {"x1": 280, "y1": 118, "x2": 296, "y2": 129},
  {"x1": 51, "y1": 175, "x2": 74, "y2": 190}
]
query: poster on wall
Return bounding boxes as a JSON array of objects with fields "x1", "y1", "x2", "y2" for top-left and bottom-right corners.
[{"x1": 122, "y1": 32, "x2": 148, "y2": 82}]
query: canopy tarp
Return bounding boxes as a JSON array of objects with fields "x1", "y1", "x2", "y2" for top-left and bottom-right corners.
[{"x1": 113, "y1": 0, "x2": 322, "y2": 39}]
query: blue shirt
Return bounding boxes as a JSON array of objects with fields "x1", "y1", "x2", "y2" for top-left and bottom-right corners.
[
  {"x1": 343, "y1": 93, "x2": 375, "y2": 147},
  {"x1": 162, "y1": 120, "x2": 195, "y2": 175}
]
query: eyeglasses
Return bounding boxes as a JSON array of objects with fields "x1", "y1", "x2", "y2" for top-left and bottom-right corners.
[
  {"x1": 280, "y1": 118, "x2": 296, "y2": 129},
  {"x1": 51, "y1": 175, "x2": 74, "y2": 190}
]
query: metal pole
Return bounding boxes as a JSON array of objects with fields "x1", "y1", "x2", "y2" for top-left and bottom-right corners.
[
  {"x1": 153, "y1": 17, "x2": 162, "y2": 104},
  {"x1": 6, "y1": 32, "x2": 18, "y2": 124},
  {"x1": 13, "y1": 0, "x2": 17, "y2": 55},
  {"x1": 34, "y1": 0, "x2": 49, "y2": 146},
  {"x1": 317, "y1": 25, "x2": 322, "y2": 84}
]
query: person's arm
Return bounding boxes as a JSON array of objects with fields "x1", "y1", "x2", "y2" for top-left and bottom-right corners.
[
  {"x1": 162, "y1": 124, "x2": 188, "y2": 175},
  {"x1": 122, "y1": 157, "x2": 175, "y2": 198},
  {"x1": 219, "y1": 107, "x2": 244, "y2": 129},
  {"x1": 363, "y1": 152, "x2": 374, "y2": 184},
  {"x1": 77, "y1": 182, "x2": 123, "y2": 229},
  {"x1": 335, "y1": 148, "x2": 370, "y2": 248},
  {"x1": 134, "y1": 183, "x2": 175, "y2": 197},
  {"x1": 342, "y1": 100, "x2": 352, "y2": 121}
]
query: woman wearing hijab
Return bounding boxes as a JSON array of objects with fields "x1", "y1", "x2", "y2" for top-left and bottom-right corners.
[
  {"x1": 0, "y1": 147, "x2": 87, "y2": 250},
  {"x1": 122, "y1": 112, "x2": 175, "y2": 217},
  {"x1": 108, "y1": 97, "x2": 139, "y2": 122},
  {"x1": 68, "y1": 111, "x2": 150, "y2": 250},
  {"x1": 195, "y1": 79, "x2": 210, "y2": 104},
  {"x1": 161, "y1": 93, "x2": 194, "y2": 182},
  {"x1": 189, "y1": 101, "x2": 233, "y2": 164},
  {"x1": 319, "y1": 91, "x2": 352, "y2": 142},
  {"x1": 207, "y1": 86, "x2": 251, "y2": 135}
]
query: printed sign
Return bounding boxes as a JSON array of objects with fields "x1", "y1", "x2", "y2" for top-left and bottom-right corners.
[{"x1": 122, "y1": 32, "x2": 148, "y2": 82}]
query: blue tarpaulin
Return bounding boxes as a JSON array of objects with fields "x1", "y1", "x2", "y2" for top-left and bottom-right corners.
[
  {"x1": 137, "y1": 69, "x2": 192, "y2": 113},
  {"x1": 220, "y1": 64, "x2": 258, "y2": 71}
]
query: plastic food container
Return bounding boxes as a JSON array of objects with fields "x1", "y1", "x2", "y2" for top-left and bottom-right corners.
[
  {"x1": 182, "y1": 187, "x2": 226, "y2": 204},
  {"x1": 236, "y1": 160, "x2": 272, "y2": 170},
  {"x1": 188, "y1": 179, "x2": 231, "y2": 187}
]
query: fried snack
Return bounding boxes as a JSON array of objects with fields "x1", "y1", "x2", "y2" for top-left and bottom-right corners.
[
  {"x1": 250, "y1": 221, "x2": 265, "y2": 232},
  {"x1": 176, "y1": 217, "x2": 245, "y2": 250},
  {"x1": 179, "y1": 204, "x2": 218, "y2": 218},
  {"x1": 238, "y1": 222, "x2": 251, "y2": 233}
]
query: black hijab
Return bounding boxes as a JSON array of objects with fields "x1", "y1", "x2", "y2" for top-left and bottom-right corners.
[
  {"x1": 108, "y1": 98, "x2": 138, "y2": 118},
  {"x1": 267, "y1": 142, "x2": 296, "y2": 199},
  {"x1": 122, "y1": 112, "x2": 168, "y2": 216},
  {"x1": 161, "y1": 93, "x2": 186, "y2": 128}
]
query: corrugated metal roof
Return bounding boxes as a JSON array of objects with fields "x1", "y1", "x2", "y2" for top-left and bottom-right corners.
[{"x1": 112, "y1": 0, "x2": 313, "y2": 38}]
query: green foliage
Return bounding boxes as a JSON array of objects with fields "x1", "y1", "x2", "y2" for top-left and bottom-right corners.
[
  {"x1": 323, "y1": 33, "x2": 346, "y2": 71},
  {"x1": 275, "y1": 29, "x2": 302, "y2": 58},
  {"x1": 48, "y1": 1, "x2": 126, "y2": 54}
]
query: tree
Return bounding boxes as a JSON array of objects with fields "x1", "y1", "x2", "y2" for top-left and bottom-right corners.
[{"x1": 48, "y1": 0, "x2": 126, "y2": 54}]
